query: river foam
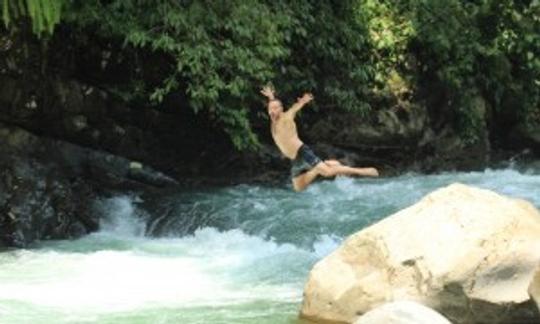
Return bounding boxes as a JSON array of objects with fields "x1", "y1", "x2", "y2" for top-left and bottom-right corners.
[{"x1": 0, "y1": 168, "x2": 538, "y2": 323}]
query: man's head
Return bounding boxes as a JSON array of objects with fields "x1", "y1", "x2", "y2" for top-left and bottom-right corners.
[{"x1": 267, "y1": 99, "x2": 283, "y2": 119}]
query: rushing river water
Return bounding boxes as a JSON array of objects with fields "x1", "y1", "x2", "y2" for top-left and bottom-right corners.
[{"x1": 0, "y1": 168, "x2": 539, "y2": 324}]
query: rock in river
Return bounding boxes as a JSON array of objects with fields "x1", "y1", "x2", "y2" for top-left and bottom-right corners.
[{"x1": 300, "y1": 183, "x2": 540, "y2": 323}]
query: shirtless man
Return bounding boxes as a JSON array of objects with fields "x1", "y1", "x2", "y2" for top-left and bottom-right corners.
[{"x1": 260, "y1": 85, "x2": 379, "y2": 191}]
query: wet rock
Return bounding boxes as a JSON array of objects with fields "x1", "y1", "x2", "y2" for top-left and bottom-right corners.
[
  {"x1": 0, "y1": 122, "x2": 178, "y2": 247},
  {"x1": 508, "y1": 123, "x2": 540, "y2": 154},
  {"x1": 65, "y1": 114, "x2": 88, "y2": 132},
  {"x1": 0, "y1": 155, "x2": 98, "y2": 246}
]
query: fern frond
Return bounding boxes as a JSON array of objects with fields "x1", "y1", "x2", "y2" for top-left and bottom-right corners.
[
  {"x1": 2, "y1": 0, "x2": 10, "y2": 27},
  {"x1": 1, "y1": 0, "x2": 64, "y2": 36}
]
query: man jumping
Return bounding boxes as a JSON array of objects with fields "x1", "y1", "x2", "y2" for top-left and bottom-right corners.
[{"x1": 260, "y1": 85, "x2": 379, "y2": 192}]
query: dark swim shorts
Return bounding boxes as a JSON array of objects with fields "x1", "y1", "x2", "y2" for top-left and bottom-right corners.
[{"x1": 291, "y1": 144, "x2": 322, "y2": 178}]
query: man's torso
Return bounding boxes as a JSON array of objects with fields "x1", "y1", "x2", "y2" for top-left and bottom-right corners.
[{"x1": 271, "y1": 113, "x2": 303, "y2": 160}]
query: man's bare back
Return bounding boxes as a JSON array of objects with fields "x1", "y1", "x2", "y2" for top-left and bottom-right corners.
[{"x1": 261, "y1": 85, "x2": 379, "y2": 191}]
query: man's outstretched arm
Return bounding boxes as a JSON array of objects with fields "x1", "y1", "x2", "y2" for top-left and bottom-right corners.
[{"x1": 287, "y1": 93, "x2": 314, "y2": 116}]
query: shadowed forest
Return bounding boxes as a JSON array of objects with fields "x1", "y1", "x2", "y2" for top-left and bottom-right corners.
[{"x1": 2, "y1": 0, "x2": 538, "y2": 153}]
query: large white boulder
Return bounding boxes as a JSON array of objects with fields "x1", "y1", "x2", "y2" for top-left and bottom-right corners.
[
  {"x1": 300, "y1": 183, "x2": 540, "y2": 323},
  {"x1": 353, "y1": 301, "x2": 452, "y2": 324}
]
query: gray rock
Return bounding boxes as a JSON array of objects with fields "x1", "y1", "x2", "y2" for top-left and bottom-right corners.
[{"x1": 0, "y1": 122, "x2": 178, "y2": 247}]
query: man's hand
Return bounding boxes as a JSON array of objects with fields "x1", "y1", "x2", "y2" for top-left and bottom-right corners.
[
  {"x1": 260, "y1": 85, "x2": 276, "y2": 100},
  {"x1": 297, "y1": 93, "x2": 314, "y2": 105},
  {"x1": 288, "y1": 92, "x2": 314, "y2": 116}
]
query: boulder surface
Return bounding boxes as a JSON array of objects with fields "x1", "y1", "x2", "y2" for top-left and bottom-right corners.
[{"x1": 300, "y1": 183, "x2": 540, "y2": 323}]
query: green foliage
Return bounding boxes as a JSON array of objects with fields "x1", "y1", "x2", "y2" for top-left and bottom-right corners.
[
  {"x1": 63, "y1": 0, "x2": 375, "y2": 149},
  {"x1": 356, "y1": 0, "x2": 415, "y2": 87},
  {"x1": 1, "y1": 0, "x2": 63, "y2": 36},
  {"x1": 406, "y1": 0, "x2": 540, "y2": 142},
  {"x1": 272, "y1": 0, "x2": 373, "y2": 115},
  {"x1": 4, "y1": 0, "x2": 538, "y2": 150},
  {"x1": 64, "y1": 0, "x2": 291, "y2": 149},
  {"x1": 350, "y1": 0, "x2": 539, "y2": 143}
]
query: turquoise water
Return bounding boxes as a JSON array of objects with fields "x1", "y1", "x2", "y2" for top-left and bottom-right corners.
[{"x1": 0, "y1": 169, "x2": 539, "y2": 324}]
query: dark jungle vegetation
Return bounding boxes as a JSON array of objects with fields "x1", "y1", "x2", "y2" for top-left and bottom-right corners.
[{"x1": 2, "y1": 0, "x2": 539, "y2": 150}]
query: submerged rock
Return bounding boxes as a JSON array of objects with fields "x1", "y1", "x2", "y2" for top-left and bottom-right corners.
[
  {"x1": 300, "y1": 183, "x2": 540, "y2": 323},
  {"x1": 354, "y1": 301, "x2": 452, "y2": 324}
]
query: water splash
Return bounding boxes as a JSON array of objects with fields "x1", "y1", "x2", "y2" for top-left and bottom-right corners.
[{"x1": 95, "y1": 196, "x2": 147, "y2": 237}]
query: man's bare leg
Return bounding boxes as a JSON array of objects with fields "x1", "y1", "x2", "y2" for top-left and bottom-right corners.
[
  {"x1": 292, "y1": 168, "x2": 320, "y2": 192},
  {"x1": 322, "y1": 160, "x2": 379, "y2": 177},
  {"x1": 292, "y1": 161, "x2": 378, "y2": 192},
  {"x1": 292, "y1": 161, "x2": 340, "y2": 191},
  {"x1": 324, "y1": 159, "x2": 341, "y2": 166}
]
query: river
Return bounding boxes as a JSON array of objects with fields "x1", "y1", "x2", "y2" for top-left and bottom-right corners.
[{"x1": 0, "y1": 168, "x2": 539, "y2": 324}]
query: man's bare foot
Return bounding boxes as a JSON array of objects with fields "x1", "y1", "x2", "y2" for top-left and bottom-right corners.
[{"x1": 361, "y1": 168, "x2": 379, "y2": 177}]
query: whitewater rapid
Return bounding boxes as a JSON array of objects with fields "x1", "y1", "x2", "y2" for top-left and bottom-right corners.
[{"x1": 0, "y1": 168, "x2": 538, "y2": 323}]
